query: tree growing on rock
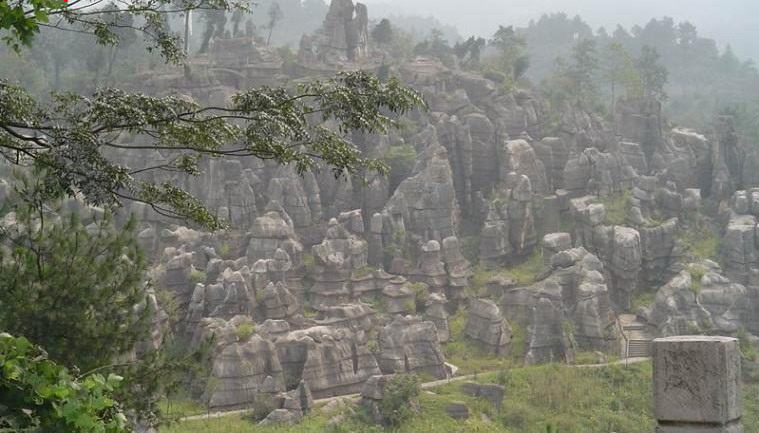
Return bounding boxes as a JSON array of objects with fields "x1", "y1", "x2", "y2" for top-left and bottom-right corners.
[
  {"x1": 454, "y1": 36, "x2": 486, "y2": 69},
  {"x1": 486, "y1": 25, "x2": 529, "y2": 87},
  {"x1": 371, "y1": 18, "x2": 394, "y2": 48},
  {"x1": 637, "y1": 45, "x2": 668, "y2": 101},
  {"x1": 265, "y1": 2, "x2": 283, "y2": 46}
]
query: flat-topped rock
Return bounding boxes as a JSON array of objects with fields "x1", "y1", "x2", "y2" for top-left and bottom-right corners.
[{"x1": 653, "y1": 336, "x2": 741, "y2": 427}]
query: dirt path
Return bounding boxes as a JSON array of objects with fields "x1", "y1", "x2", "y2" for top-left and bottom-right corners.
[{"x1": 179, "y1": 357, "x2": 650, "y2": 422}]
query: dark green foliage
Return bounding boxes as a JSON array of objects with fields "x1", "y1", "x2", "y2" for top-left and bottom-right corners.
[
  {"x1": 414, "y1": 28, "x2": 454, "y2": 66},
  {"x1": 0, "y1": 0, "x2": 251, "y2": 63},
  {"x1": 371, "y1": 18, "x2": 393, "y2": 47},
  {"x1": 486, "y1": 25, "x2": 530, "y2": 87},
  {"x1": 383, "y1": 142, "x2": 417, "y2": 192},
  {"x1": 0, "y1": 173, "x2": 148, "y2": 373},
  {"x1": 379, "y1": 374, "x2": 421, "y2": 426},
  {"x1": 454, "y1": 36, "x2": 486, "y2": 68},
  {"x1": 638, "y1": 45, "x2": 668, "y2": 100},
  {"x1": 265, "y1": 2, "x2": 283, "y2": 46},
  {"x1": 0, "y1": 173, "x2": 210, "y2": 425},
  {"x1": 0, "y1": 333, "x2": 130, "y2": 433},
  {"x1": 199, "y1": 9, "x2": 227, "y2": 53}
]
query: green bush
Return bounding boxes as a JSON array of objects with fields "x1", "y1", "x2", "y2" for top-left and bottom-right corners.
[
  {"x1": 383, "y1": 143, "x2": 417, "y2": 191},
  {"x1": 235, "y1": 320, "x2": 255, "y2": 342},
  {"x1": 379, "y1": 374, "x2": 421, "y2": 426},
  {"x1": 189, "y1": 269, "x2": 206, "y2": 285},
  {"x1": 595, "y1": 189, "x2": 632, "y2": 226},
  {"x1": 0, "y1": 333, "x2": 130, "y2": 433}
]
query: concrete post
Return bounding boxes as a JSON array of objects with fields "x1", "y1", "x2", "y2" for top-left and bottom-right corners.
[{"x1": 653, "y1": 336, "x2": 743, "y2": 433}]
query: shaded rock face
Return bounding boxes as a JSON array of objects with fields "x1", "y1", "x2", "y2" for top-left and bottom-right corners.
[
  {"x1": 266, "y1": 169, "x2": 320, "y2": 230},
  {"x1": 643, "y1": 263, "x2": 754, "y2": 337},
  {"x1": 195, "y1": 317, "x2": 286, "y2": 410},
  {"x1": 615, "y1": 98, "x2": 664, "y2": 165},
  {"x1": 378, "y1": 316, "x2": 447, "y2": 379},
  {"x1": 424, "y1": 293, "x2": 450, "y2": 342},
  {"x1": 276, "y1": 326, "x2": 381, "y2": 398},
  {"x1": 479, "y1": 174, "x2": 538, "y2": 267},
  {"x1": 570, "y1": 197, "x2": 642, "y2": 309},
  {"x1": 524, "y1": 282, "x2": 574, "y2": 365},
  {"x1": 723, "y1": 189, "x2": 759, "y2": 286},
  {"x1": 563, "y1": 147, "x2": 635, "y2": 198},
  {"x1": 310, "y1": 212, "x2": 370, "y2": 309},
  {"x1": 499, "y1": 246, "x2": 618, "y2": 358},
  {"x1": 464, "y1": 299, "x2": 512, "y2": 355},
  {"x1": 186, "y1": 269, "x2": 256, "y2": 334},
  {"x1": 383, "y1": 144, "x2": 459, "y2": 243}
]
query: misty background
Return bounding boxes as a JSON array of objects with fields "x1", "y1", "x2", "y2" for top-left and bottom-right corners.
[{"x1": 366, "y1": 0, "x2": 759, "y2": 61}]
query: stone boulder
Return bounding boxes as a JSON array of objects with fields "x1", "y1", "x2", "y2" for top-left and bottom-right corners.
[
  {"x1": 464, "y1": 299, "x2": 512, "y2": 355},
  {"x1": 378, "y1": 316, "x2": 447, "y2": 379}
]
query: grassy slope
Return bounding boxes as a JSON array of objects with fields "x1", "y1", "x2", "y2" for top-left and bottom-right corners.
[{"x1": 161, "y1": 361, "x2": 759, "y2": 433}]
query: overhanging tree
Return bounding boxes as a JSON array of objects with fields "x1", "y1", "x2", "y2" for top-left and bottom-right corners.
[{"x1": 0, "y1": 3, "x2": 426, "y2": 230}]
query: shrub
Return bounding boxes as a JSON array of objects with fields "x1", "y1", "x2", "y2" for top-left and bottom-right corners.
[
  {"x1": 383, "y1": 143, "x2": 417, "y2": 191},
  {"x1": 0, "y1": 333, "x2": 130, "y2": 433},
  {"x1": 380, "y1": 374, "x2": 421, "y2": 426},
  {"x1": 235, "y1": 320, "x2": 255, "y2": 342},
  {"x1": 595, "y1": 189, "x2": 632, "y2": 226},
  {"x1": 409, "y1": 282, "x2": 430, "y2": 310},
  {"x1": 189, "y1": 269, "x2": 206, "y2": 285}
]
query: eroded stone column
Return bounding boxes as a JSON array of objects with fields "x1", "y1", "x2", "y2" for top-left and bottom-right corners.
[{"x1": 653, "y1": 336, "x2": 742, "y2": 433}]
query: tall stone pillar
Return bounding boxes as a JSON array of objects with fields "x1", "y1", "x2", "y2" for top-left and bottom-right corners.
[{"x1": 653, "y1": 336, "x2": 743, "y2": 433}]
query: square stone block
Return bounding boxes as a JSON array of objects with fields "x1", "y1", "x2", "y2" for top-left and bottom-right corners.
[{"x1": 653, "y1": 336, "x2": 741, "y2": 424}]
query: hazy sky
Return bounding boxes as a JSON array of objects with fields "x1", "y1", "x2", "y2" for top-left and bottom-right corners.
[{"x1": 364, "y1": 0, "x2": 759, "y2": 60}]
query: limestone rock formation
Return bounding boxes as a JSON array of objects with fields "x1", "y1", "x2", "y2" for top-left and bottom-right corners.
[
  {"x1": 464, "y1": 299, "x2": 512, "y2": 355},
  {"x1": 275, "y1": 326, "x2": 381, "y2": 398},
  {"x1": 196, "y1": 316, "x2": 285, "y2": 410},
  {"x1": 313, "y1": 0, "x2": 369, "y2": 62},
  {"x1": 378, "y1": 316, "x2": 447, "y2": 379}
]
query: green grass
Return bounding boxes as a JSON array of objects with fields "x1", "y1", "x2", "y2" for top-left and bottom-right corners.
[
  {"x1": 679, "y1": 217, "x2": 720, "y2": 261},
  {"x1": 302, "y1": 252, "x2": 315, "y2": 271},
  {"x1": 594, "y1": 190, "x2": 632, "y2": 226},
  {"x1": 189, "y1": 269, "x2": 206, "y2": 285},
  {"x1": 159, "y1": 396, "x2": 206, "y2": 418},
  {"x1": 160, "y1": 413, "x2": 332, "y2": 433},
  {"x1": 470, "y1": 250, "x2": 545, "y2": 297},
  {"x1": 687, "y1": 264, "x2": 706, "y2": 294},
  {"x1": 442, "y1": 309, "x2": 522, "y2": 374},
  {"x1": 158, "y1": 361, "x2": 759, "y2": 433},
  {"x1": 631, "y1": 290, "x2": 656, "y2": 311}
]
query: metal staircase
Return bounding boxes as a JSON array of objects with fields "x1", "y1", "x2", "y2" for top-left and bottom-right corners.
[{"x1": 619, "y1": 314, "x2": 653, "y2": 358}]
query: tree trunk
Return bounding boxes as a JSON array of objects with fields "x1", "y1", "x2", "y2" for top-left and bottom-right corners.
[{"x1": 184, "y1": 10, "x2": 191, "y2": 54}]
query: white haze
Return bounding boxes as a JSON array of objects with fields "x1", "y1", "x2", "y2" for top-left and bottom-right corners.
[{"x1": 364, "y1": 0, "x2": 759, "y2": 60}]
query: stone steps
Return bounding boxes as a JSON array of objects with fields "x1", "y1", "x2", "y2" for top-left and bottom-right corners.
[{"x1": 627, "y1": 339, "x2": 652, "y2": 358}]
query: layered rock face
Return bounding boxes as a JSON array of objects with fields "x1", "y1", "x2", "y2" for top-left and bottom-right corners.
[
  {"x1": 194, "y1": 316, "x2": 286, "y2": 410},
  {"x1": 377, "y1": 316, "x2": 447, "y2": 379},
  {"x1": 276, "y1": 326, "x2": 381, "y2": 398},
  {"x1": 724, "y1": 189, "x2": 759, "y2": 286},
  {"x1": 464, "y1": 299, "x2": 512, "y2": 355},
  {"x1": 642, "y1": 262, "x2": 755, "y2": 337},
  {"x1": 383, "y1": 144, "x2": 459, "y2": 243}
]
